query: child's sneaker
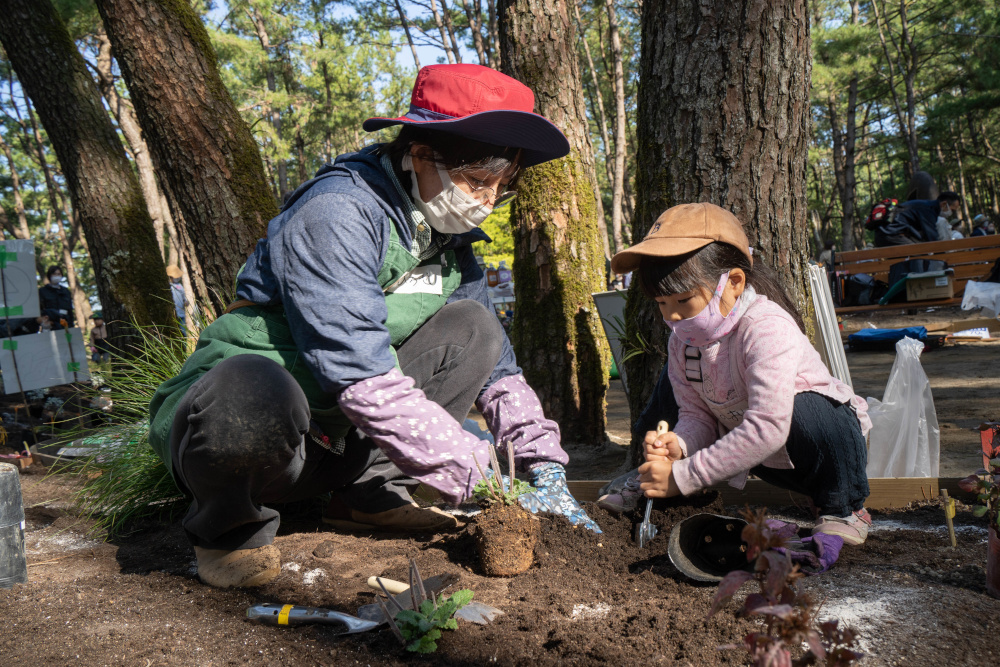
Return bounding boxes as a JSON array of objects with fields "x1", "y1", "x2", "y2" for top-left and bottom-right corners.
[
  {"x1": 596, "y1": 474, "x2": 642, "y2": 513},
  {"x1": 811, "y1": 508, "x2": 872, "y2": 546}
]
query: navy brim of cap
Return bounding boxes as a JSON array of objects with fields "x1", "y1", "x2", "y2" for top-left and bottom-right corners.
[
  {"x1": 363, "y1": 109, "x2": 570, "y2": 168},
  {"x1": 667, "y1": 513, "x2": 753, "y2": 583}
]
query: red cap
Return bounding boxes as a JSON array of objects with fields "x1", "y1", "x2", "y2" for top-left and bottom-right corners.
[{"x1": 363, "y1": 64, "x2": 569, "y2": 168}]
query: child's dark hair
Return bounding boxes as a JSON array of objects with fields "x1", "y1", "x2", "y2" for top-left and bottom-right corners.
[{"x1": 637, "y1": 242, "x2": 805, "y2": 333}]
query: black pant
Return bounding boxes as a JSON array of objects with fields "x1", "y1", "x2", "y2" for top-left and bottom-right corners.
[
  {"x1": 168, "y1": 299, "x2": 504, "y2": 550},
  {"x1": 749, "y1": 392, "x2": 869, "y2": 517},
  {"x1": 642, "y1": 368, "x2": 869, "y2": 517}
]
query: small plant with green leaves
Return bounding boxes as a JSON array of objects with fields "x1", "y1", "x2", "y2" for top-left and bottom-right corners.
[
  {"x1": 958, "y1": 454, "x2": 1000, "y2": 534},
  {"x1": 377, "y1": 560, "x2": 474, "y2": 654},
  {"x1": 470, "y1": 439, "x2": 540, "y2": 576},
  {"x1": 471, "y1": 438, "x2": 534, "y2": 507},
  {"x1": 605, "y1": 314, "x2": 653, "y2": 364}
]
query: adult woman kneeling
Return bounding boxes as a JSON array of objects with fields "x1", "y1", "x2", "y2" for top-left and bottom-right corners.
[{"x1": 149, "y1": 64, "x2": 600, "y2": 589}]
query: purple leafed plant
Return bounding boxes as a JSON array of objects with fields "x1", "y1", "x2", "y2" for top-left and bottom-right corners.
[
  {"x1": 708, "y1": 507, "x2": 863, "y2": 667},
  {"x1": 958, "y1": 456, "x2": 1000, "y2": 533}
]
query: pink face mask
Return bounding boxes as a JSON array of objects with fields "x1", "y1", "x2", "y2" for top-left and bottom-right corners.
[{"x1": 664, "y1": 272, "x2": 744, "y2": 347}]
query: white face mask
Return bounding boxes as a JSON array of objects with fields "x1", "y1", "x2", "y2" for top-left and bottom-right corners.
[
  {"x1": 402, "y1": 154, "x2": 492, "y2": 234},
  {"x1": 52, "y1": 276, "x2": 65, "y2": 286},
  {"x1": 940, "y1": 206, "x2": 952, "y2": 219}
]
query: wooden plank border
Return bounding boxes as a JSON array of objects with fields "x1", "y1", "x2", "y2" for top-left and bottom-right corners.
[{"x1": 568, "y1": 477, "x2": 974, "y2": 510}]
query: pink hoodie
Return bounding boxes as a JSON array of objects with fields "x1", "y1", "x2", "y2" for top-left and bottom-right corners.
[{"x1": 670, "y1": 292, "x2": 871, "y2": 495}]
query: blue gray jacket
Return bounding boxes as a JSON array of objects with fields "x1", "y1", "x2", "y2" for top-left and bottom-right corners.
[
  {"x1": 881, "y1": 199, "x2": 941, "y2": 242},
  {"x1": 235, "y1": 145, "x2": 520, "y2": 397}
]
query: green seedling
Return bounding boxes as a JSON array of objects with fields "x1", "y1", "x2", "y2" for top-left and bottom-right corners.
[
  {"x1": 379, "y1": 560, "x2": 474, "y2": 654},
  {"x1": 471, "y1": 437, "x2": 534, "y2": 506},
  {"x1": 958, "y1": 456, "x2": 1000, "y2": 533}
]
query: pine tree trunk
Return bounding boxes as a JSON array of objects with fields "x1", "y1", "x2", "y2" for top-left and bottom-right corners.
[
  {"x1": 94, "y1": 28, "x2": 206, "y2": 324},
  {"x1": 0, "y1": 132, "x2": 33, "y2": 241},
  {"x1": 625, "y1": 0, "x2": 812, "y2": 465},
  {"x1": 429, "y1": 0, "x2": 457, "y2": 64},
  {"x1": 487, "y1": 0, "x2": 501, "y2": 68},
  {"x1": 392, "y1": 0, "x2": 422, "y2": 69},
  {"x1": 458, "y1": 0, "x2": 489, "y2": 66},
  {"x1": 0, "y1": 0, "x2": 176, "y2": 350},
  {"x1": 499, "y1": 0, "x2": 610, "y2": 444},
  {"x1": 439, "y1": 0, "x2": 464, "y2": 63},
  {"x1": 572, "y1": 1, "x2": 611, "y2": 261},
  {"x1": 94, "y1": 0, "x2": 277, "y2": 316},
  {"x1": 604, "y1": 0, "x2": 627, "y2": 255},
  {"x1": 20, "y1": 103, "x2": 93, "y2": 324}
]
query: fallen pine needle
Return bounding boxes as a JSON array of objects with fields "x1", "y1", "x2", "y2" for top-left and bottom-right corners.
[{"x1": 27, "y1": 551, "x2": 94, "y2": 567}]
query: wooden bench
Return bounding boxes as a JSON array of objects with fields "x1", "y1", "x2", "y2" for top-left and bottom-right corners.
[{"x1": 831, "y1": 235, "x2": 1000, "y2": 314}]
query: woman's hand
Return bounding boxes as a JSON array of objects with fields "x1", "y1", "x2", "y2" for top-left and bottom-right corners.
[
  {"x1": 643, "y1": 428, "x2": 683, "y2": 462},
  {"x1": 637, "y1": 459, "x2": 681, "y2": 499}
]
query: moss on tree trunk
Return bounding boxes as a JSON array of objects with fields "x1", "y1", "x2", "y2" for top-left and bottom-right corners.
[{"x1": 499, "y1": 0, "x2": 610, "y2": 444}]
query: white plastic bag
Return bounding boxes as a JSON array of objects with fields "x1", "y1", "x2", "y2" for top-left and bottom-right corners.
[
  {"x1": 865, "y1": 337, "x2": 940, "y2": 478},
  {"x1": 961, "y1": 280, "x2": 1000, "y2": 319}
]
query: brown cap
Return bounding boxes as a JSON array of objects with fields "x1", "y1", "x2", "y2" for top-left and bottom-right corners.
[
  {"x1": 610, "y1": 203, "x2": 752, "y2": 274},
  {"x1": 165, "y1": 265, "x2": 183, "y2": 279}
]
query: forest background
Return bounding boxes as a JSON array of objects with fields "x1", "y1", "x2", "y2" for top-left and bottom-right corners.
[{"x1": 0, "y1": 0, "x2": 998, "y2": 447}]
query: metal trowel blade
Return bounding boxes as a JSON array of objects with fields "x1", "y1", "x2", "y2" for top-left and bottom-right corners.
[{"x1": 356, "y1": 573, "x2": 456, "y2": 623}]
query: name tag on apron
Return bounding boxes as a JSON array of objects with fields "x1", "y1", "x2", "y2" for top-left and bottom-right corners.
[{"x1": 387, "y1": 264, "x2": 443, "y2": 295}]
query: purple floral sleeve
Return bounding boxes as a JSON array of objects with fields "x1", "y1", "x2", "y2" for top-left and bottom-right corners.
[
  {"x1": 338, "y1": 368, "x2": 491, "y2": 503},
  {"x1": 476, "y1": 374, "x2": 569, "y2": 471}
]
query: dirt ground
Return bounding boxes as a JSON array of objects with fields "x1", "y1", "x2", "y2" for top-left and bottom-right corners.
[
  {"x1": 3, "y1": 466, "x2": 999, "y2": 666},
  {"x1": 2, "y1": 305, "x2": 999, "y2": 665}
]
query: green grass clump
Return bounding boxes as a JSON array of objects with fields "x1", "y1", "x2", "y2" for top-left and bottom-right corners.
[{"x1": 72, "y1": 322, "x2": 192, "y2": 538}]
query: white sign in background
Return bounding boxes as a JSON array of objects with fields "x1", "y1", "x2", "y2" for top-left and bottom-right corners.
[
  {"x1": 0, "y1": 328, "x2": 90, "y2": 393},
  {"x1": 0, "y1": 239, "x2": 40, "y2": 320}
]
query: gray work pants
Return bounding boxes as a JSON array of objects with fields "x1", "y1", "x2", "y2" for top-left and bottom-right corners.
[{"x1": 168, "y1": 299, "x2": 504, "y2": 550}]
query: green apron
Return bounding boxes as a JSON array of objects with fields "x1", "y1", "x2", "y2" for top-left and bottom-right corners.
[{"x1": 148, "y1": 217, "x2": 462, "y2": 471}]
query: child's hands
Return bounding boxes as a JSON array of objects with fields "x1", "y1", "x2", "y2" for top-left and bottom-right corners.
[
  {"x1": 643, "y1": 428, "x2": 683, "y2": 462},
  {"x1": 638, "y1": 459, "x2": 681, "y2": 499}
]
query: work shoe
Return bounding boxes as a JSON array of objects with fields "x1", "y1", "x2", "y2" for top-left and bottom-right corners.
[
  {"x1": 322, "y1": 499, "x2": 460, "y2": 532},
  {"x1": 194, "y1": 545, "x2": 281, "y2": 588},
  {"x1": 596, "y1": 474, "x2": 642, "y2": 513},
  {"x1": 811, "y1": 508, "x2": 872, "y2": 546}
]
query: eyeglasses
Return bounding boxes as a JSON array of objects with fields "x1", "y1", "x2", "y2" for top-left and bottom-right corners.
[{"x1": 456, "y1": 172, "x2": 517, "y2": 209}]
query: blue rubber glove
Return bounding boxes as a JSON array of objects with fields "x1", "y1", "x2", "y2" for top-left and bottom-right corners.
[{"x1": 519, "y1": 462, "x2": 602, "y2": 533}]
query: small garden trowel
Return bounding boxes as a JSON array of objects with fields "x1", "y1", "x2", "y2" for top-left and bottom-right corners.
[
  {"x1": 246, "y1": 603, "x2": 379, "y2": 634},
  {"x1": 635, "y1": 420, "x2": 670, "y2": 548}
]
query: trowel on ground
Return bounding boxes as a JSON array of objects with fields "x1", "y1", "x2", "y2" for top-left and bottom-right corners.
[
  {"x1": 246, "y1": 603, "x2": 380, "y2": 634},
  {"x1": 358, "y1": 574, "x2": 503, "y2": 625}
]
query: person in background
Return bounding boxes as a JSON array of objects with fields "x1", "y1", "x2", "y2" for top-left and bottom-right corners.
[
  {"x1": 166, "y1": 265, "x2": 188, "y2": 333},
  {"x1": 972, "y1": 214, "x2": 995, "y2": 237},
  {"x1": 936, "y1": 197, "x2": 964, "y2": 243},
  {"x1": 948, "y1": 217, "x2": 965, "y2": 240},
  {"x1": 818, "y1": 241, "x2": 835, "y2": 266},
  {"x1": 38, "y1": 265, "x2": 74, "y2": 330},
  {"x1": 874, "y1": 191, "x2": 962, "y2": 247},
  {"x1": 90, "y1": 313, "x2": 110, "y2": 363}
]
